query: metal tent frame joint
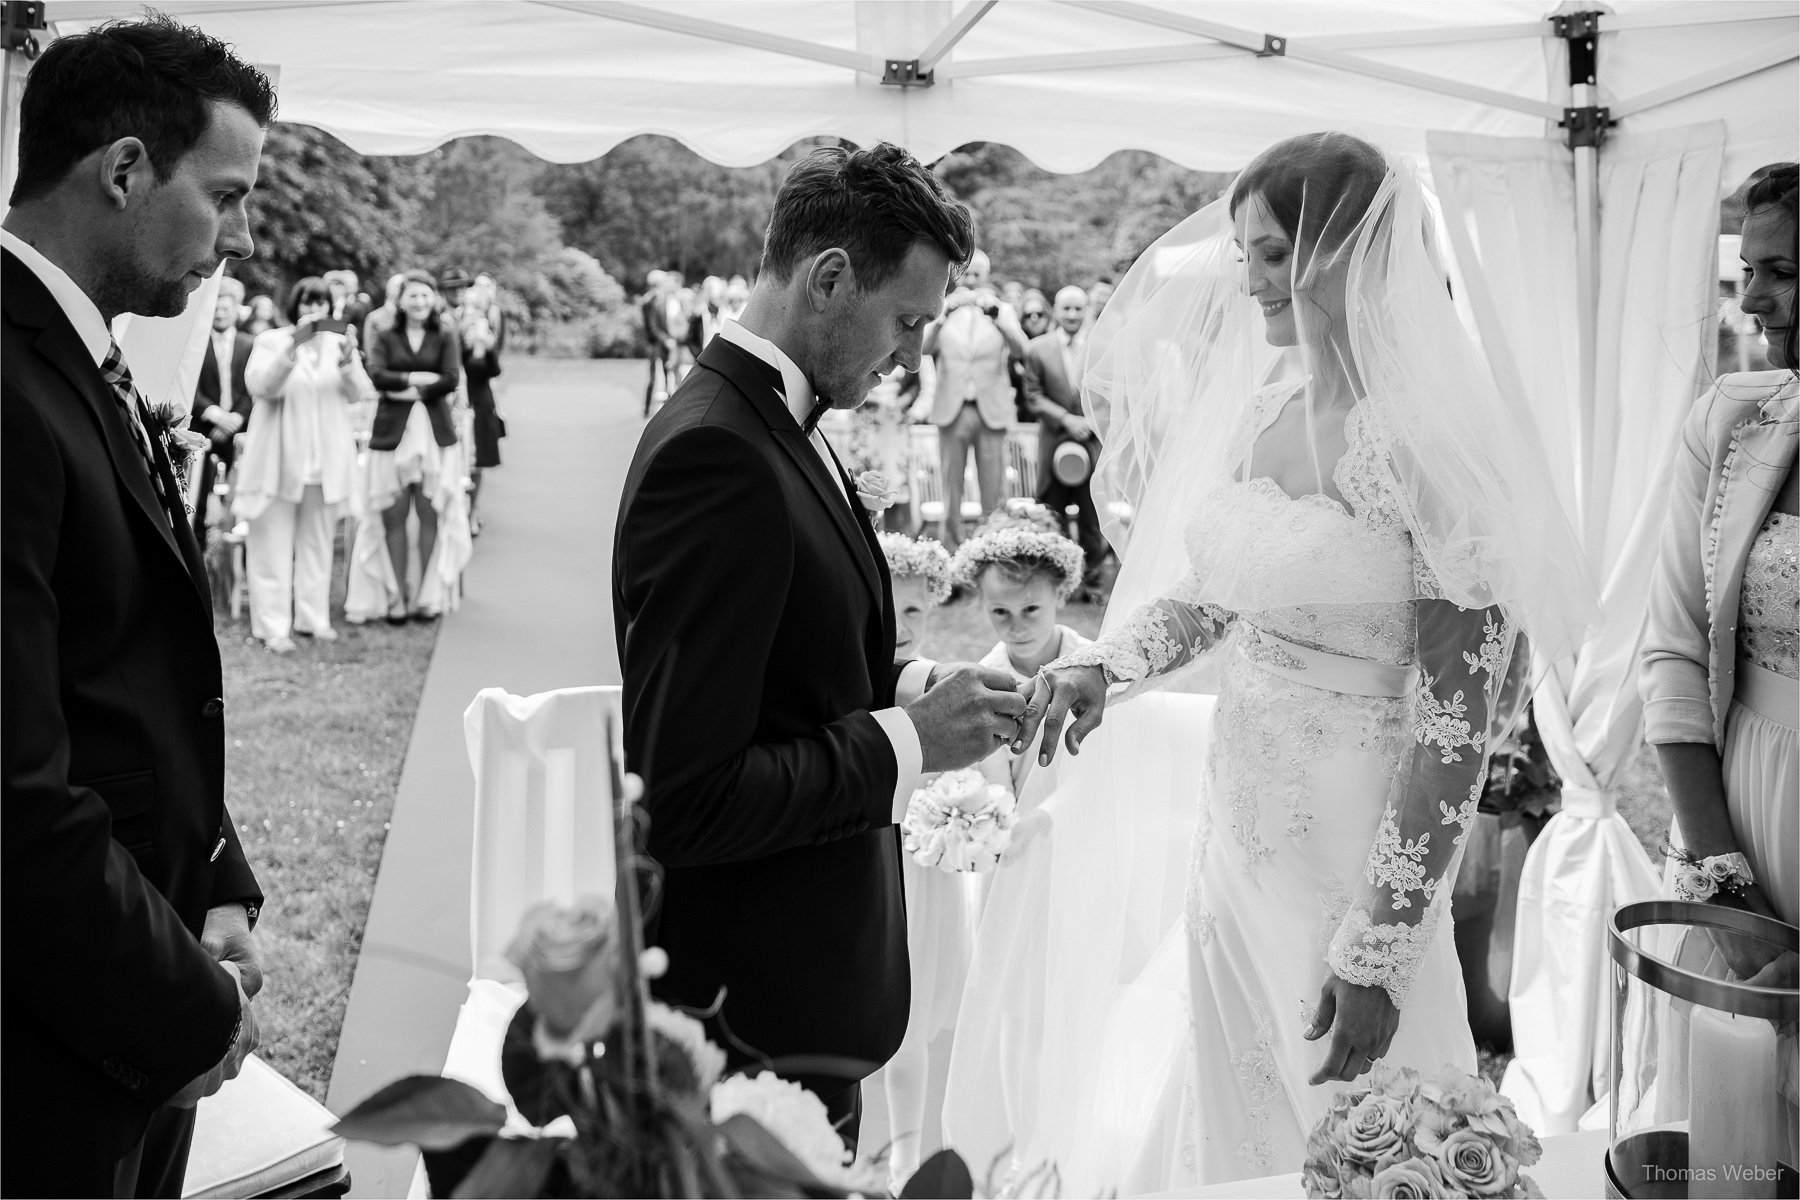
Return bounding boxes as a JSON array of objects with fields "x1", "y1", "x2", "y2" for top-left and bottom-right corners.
[
  {"x1": 881, "y1": 58, "x2": 935, "y2": 87},
  {"x1": 3, "y1": 1, "x2": 45, "y2": 57},
  {"x1": 1562, "y1": 105, "x2": 1613, "y2": 149},
  {"x1": 1259, "y1": 33, "x2": 1286, "y2": 57}
]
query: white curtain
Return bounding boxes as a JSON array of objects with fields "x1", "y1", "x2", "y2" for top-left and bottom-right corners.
[{"x1": 1427, "y1": 122, "x2": 1724, "y2": 1134}]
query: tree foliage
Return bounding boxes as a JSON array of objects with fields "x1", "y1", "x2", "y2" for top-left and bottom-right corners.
[
  {"x1": 239, "y1": 127, "x2": 1227, "y2": 354},
  {"x1": 237, "y1": 123, "x2": 431, "y2": 302}
]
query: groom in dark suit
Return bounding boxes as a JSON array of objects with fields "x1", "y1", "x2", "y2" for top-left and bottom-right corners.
[
  {"x1": 615, "y1": 144, "x2": 1027, "y2": 1136},
  {"x1": 2, "y1": 17, "x2": 273, "y2": 1196}
]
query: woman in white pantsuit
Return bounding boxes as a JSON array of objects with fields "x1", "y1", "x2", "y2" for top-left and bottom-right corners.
[
  {"x1": 238, "y1": 277, "x2": 375, "y2": 652},
  {"x1": 1642, "y1": 163, "x2": 1797, "y2": 946}
]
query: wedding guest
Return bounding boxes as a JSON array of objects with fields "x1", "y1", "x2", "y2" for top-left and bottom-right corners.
[
  {"x1": 362, "y1": 271, "x2": 405, "y2": 348},
  {"x1": 724, "y1": 274, "x2": 750, "y2": 322},
  {"x1": 1023, "y1": 284, "x2": 1106, "y2": 593},
  {"x1": 1012, "y1": 287, "x2": 1051, "y2": 423},
  {"x1": 941, "y1": 500, "x2": 1091, "y2": 1173},
  {"x1": 325, "y1": 268, "x2": 370, "y2": 330},
  {"x1": 367, "y1": 269, "x2": 461, "y2": 622},
  {"x1": 1000, "y1": 279, "x2": 1026, "y2": 313},
  {"x1": 923, "y1": 248, "x2": 1029, "y2": 548},
  {"x1": 641, "y1": 269, "x2": 673, "y2": 415},
  {"x1": 1642, "y1": 162, "x2": 1798, "y2": 941},
  {"x1": 1083, "y1": 275, "x2": 1114, "y2": 331},
  {"x1": 190, "y1": 275, "x2": 254, "y2": 543},
  {"x1": 241, "y1": 292, "x2": 276, "y2": 336},
  {"x1": 236, "y1": 277, "x2": 374, "y2": 651},
  {"x1": 850, "y1": 365, "x2": 922, "y2": 534},
  {"x1": 442, "y1": 266, "x2": 504, "y2": 534},
  {"x1": 2, "y1": 16, "x2": 268, "y2": 1194},
  {"x1": 875, "y1": 531, "x2": 968, "y2": 1189},
  {"x1": 472, "y1": 271, "x2": 507, "y2": 352}
]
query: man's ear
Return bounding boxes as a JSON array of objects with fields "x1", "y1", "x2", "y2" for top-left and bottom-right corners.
[
  {"x1": 804, "y1": 248, "x2": 855, "y2": 312},
  {"x1": 98, "y1": 138, "x2": 155, "y2": 211}
]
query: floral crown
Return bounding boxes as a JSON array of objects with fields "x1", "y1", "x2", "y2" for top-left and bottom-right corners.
[
  {"x1": 878, "y1": 532, "x2": 953, "y2": 604},
  {"x1": 951, "y1": 504, "x2": 1084, "y2": 604}
]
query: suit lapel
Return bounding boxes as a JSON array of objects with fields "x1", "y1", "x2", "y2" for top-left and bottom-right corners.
[
  {"x1": 698, "y1": 339, "x2": 884, "y2": 607},
  {"x1": 5, "y1": 255, "x2": 206, "y2": 603}
]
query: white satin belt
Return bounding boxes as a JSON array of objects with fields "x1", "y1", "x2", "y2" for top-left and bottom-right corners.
[
  {"x1": 1735, "y1": 658, "x2": 1799, "y2": 730},
  {"x1": 1238, "y1": 624, "x2": 1417, "y2": 699}
]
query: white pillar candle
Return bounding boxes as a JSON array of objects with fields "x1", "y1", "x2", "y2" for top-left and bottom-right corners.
[{"x1": 1688, "y1": 1005, "x2": 1782, "y2": 1199}]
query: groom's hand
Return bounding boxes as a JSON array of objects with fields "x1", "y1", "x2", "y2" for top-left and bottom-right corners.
[
  {"x1": 1016, "y1": 664, "x2": 1107, "y2": 766},
  {"x1": 908, "y1": 666, "x2": 1027, "y2": 772}
]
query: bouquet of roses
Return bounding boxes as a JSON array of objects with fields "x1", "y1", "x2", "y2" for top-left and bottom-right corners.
[
  {"x1": 1301, "y1": 1063, "x2": 1543, "y2": 1199},
  {"x1": 902, "y1": 768, "x2": 1017, "y2": 873}
]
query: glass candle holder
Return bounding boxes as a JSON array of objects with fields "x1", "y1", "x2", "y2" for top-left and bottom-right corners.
[{"x1": 1606, "y1": 899, "x2": 1797, "y2": 1199}]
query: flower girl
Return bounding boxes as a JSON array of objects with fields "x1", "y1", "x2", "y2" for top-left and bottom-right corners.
[
  {"x1": 942, "y1": 501, "x2": 1091, "y2": 1183},
  {"x1": 876, "y1": 532, "x2": 978, "y2": 1189}
]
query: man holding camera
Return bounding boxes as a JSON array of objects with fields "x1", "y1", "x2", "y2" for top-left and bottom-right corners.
[
  {"x1": 1023, "y1": 285, "x2": 1106, "y2": 595},
  {"x1": 923, "y1": 249, "x2": 1028, "y2": 548}
]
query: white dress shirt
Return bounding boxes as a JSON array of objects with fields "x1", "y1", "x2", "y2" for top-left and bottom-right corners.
[
  {"x1": 2, "y1": 228, "x2": 111, "y2": 369},
  {"x1": 716, "y1": 319, "x2": 933, "y2": 821}
]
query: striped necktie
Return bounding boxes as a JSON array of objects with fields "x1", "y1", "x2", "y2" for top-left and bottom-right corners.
[{"x1": 98, "y1": 339, "x2": 178, "y2": 531}]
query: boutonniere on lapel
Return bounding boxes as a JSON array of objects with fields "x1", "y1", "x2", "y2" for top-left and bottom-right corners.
[
  {"x1": 146, "y1": 401, "x2": 210, "y2": 505},
  {"x1": 854, "y1": 470, "x2": 898, "y2": 525}
]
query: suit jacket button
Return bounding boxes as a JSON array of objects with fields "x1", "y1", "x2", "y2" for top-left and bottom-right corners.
[{"x1": 201, "y1": 697, "x2": 225, "y2": 718}]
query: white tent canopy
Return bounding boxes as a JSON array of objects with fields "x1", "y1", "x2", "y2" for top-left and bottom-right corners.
[{"x1": 22, "y1": 0, "x2": 1797, "y2": 183}]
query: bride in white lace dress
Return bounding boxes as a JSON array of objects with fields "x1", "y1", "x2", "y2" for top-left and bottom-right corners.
[{"x1": 1001, "y1": 133, "x2": 1598, "y2": 1193}]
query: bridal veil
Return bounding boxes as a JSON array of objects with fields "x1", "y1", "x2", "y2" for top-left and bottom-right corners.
[{"x1": 1008, "y1": 142, "x2": 1598, "y2": 1191}]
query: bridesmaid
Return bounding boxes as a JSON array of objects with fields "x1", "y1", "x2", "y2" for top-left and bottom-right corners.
[{"x1": 1641, "y1": 163, "x2": 1797, "y2": 952}]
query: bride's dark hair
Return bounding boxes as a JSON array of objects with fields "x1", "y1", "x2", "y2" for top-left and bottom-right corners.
[{"x1": 1228, "y1": 131, "x2": 1386, "y2": 260}]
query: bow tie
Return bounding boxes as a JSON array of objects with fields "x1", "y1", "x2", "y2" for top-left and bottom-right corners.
[{"x1": 800, "y1": 394, "x2": 832, "y2": 436}]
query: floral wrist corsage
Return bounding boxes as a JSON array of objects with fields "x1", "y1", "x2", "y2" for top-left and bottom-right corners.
[{"x1": 1662, "y1": 843, "x2": 1756, "y2": 903}]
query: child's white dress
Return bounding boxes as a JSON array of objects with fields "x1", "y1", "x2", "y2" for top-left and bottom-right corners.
[{"x1": 942, "y1": 626, "x2": 1091, "y2": 1180}]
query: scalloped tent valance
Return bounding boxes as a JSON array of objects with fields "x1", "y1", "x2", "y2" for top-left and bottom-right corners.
[{"x1": 25, "y1": 0, "x2": 1798, "y2": 183}]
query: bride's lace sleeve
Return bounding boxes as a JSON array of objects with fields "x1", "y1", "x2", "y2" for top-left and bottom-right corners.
[
  {"x1": 1327, "y1": 599, "x2": 1513, "y2": 1008},
  {"x1": 1045, "y1": 572, "x2": 1234, "y2": 683}
]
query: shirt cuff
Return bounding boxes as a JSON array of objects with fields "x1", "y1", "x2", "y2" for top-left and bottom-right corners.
[
  {"x1": 871, "y1": 706, "x2": 923, "y2": 825},
  {"x1": 895, "y1": 658, "x2": 936, "y2": 707}
]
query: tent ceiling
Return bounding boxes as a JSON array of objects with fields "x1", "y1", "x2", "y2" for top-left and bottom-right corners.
[{"x1": 37, "y1": 0, "x2": 1800, "y2": 178}]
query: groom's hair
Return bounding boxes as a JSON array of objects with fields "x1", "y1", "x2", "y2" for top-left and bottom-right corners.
[
  {"x1": 759, "y1": 143, "x2": 974, "y2": 289},
  {"x1": 10, "y1": 13, "x2": 276, "y2": 206}
]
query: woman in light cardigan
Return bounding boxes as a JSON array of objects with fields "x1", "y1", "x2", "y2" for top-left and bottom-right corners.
[
  {"x1": 238, "y1": 277, "x2": 376, "y2": 652},
  {"x1": 1641, "y1": 164, "x2": 1797, "y2": 957}
]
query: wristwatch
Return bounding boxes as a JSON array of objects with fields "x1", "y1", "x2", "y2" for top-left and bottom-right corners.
[{"x1": 241, "y1": 900, "x2": 260, "y2": 932}]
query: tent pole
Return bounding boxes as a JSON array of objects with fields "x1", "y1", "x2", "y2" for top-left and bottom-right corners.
[
  {"x1": 1572, "y1": 83, "x2": 1601, "y2": 553},
  {"x1": 1555, "y1": 8, "x2": 1611, "y2": 557}
]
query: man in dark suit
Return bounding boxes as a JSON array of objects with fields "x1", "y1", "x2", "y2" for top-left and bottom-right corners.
[
  {"x1": 1023, "y1": 284, "x2": 1106, "y2": 591},
  {"x1": 614, "y1": 144, "x2": 1027, "y2": 1139},
  {"x1": 189, "y1": 276, "x2": 254, "y2": 543},
  {"x1": 2, "y1": 17, "x2": 273, "y2": 1196},
  {"x1": 641, "y1": 269, "x2": 673, "y2": 416}
]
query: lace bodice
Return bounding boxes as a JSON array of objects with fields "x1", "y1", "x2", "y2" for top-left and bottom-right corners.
[
  {"x1": 1738, "y1": 510, "x2": 1798, "y2": 680},
  {"x1": 1051, "y1": 392, "x2": 1511, "y2": 1009}
]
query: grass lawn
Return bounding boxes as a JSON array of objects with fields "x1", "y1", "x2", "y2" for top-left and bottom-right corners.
[{"x1": 220, "y1": 525, "x2": 436, "y2": 1101}]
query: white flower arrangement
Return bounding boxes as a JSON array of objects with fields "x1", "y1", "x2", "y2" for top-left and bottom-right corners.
[
  {"x1": 1663, "y1": 844, "x2": 1755, "y2": 902},
  {"x1": 878, "y1": 531, "x2": 954, "y2": 604},
  {"x1": 1302, "y1": 1063, "x2": 1543, "y2": 1199},
  {"x1": 949, "y1": 506, "x2": 1085, "y2": 603},
  {"x1": 709, "y1": 1072, "x2": 882, "y2": 1192},
  {"x1": 647, "y1": 1001, "x2": 727, "y2": 1093},
  {"x1": 902, "y1": 768, "x2": 1017, "y2": 873}
]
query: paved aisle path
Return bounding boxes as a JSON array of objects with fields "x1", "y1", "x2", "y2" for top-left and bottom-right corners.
[{"x1": 328, "y1": 359, "x2": 642, "y2": 1196}]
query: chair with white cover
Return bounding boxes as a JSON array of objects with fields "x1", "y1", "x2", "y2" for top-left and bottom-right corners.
[{"x1": 443, "y1": 687, "x2": 622, "y2": 1118}]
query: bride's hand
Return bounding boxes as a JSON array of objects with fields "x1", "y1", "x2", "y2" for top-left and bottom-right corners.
[
  {"x1": 1016, "y1": 664, "x2": 1107, "y2": 766},
  {"x1": 1305, "y1": 971, "x2": 1400, "y2": 1085}
]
